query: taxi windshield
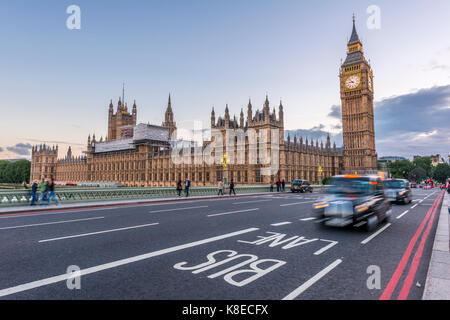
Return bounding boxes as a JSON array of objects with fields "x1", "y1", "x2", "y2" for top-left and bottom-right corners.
[
  {"x1": 327, "y1": 177, "x2": 372, "y2": 196},
  {"x1": 385, "y1": 180, "x2": 405, "y2": 189},
  {"x1": 292, "y1": 180, "x2": 303, "y2": 185}
]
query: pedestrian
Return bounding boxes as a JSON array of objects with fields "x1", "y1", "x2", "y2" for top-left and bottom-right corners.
[
  {"x1": 184, "y1": 178, "x2": 190, "y2": 197},
  {"x1": 270, "y1": 180, "x2": 274, "y2": 192},
  {"x1": 276, "y1": 179, "x2": 281, "y2": 192},
  {"x1": 38, "y1": 178, "x2": 47, "y2": 204},
  {"x1": 218, "y1": 180, "x2": 224, "y2": 196},
  {"x1": 30, "y1": 180, "x2": 38, "y2": 206},
  {"x1": 282, "y1": 179, "x2": 286, "y2": 192},
  {"x1": 229, "y1": 179, "x2": 236, "y2": 196},
  {"x1": 176, "y1": 180, "x2": 182, "y2": 197},
  {"x1": 46, "y1": 177, "x2": 59, "y2": 205}
]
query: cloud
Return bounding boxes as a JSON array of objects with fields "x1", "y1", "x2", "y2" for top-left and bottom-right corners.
[
  {"x1": 6, "y1": 143, "x2": 33, "y2": 156},
  {"x1": 327, "y1": 105, "x2": 341, "y2": 119},
  {"x1": 367, "y1": 84, "x2": 450, "y2": 158}
]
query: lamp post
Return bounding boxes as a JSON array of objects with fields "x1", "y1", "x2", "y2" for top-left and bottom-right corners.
[
  {"x1": 221, "y1": 154, "x2": 230, "y2": 186},
  {"x1": 318, "y1": 166, "x2": 323, "y2": 186}
]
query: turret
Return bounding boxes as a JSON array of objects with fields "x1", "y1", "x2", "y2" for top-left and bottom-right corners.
[
  {"x1": 211, "y1": 107, "x2": 215, "y2": 128},
  {"x1": 240, "y1": 108, "x2": 244, "y2": 128},
  {"x1": 247, "y1": 98, "x2": 253, "y2": 125}
]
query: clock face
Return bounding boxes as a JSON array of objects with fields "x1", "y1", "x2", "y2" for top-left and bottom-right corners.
[{"x1": 345, "y1": 75, "x2": 360, "y2": 89}]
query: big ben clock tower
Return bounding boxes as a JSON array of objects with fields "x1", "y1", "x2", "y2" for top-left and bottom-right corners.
[{"x1": 340, "y1": 16, "x2": 378, "y2": 173}]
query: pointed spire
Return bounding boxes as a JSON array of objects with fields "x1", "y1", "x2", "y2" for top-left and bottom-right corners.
[
  {"x1": 109, "y1": 99, "x2": 113, "y2": 112},
  {"x1": 167, "y1": 93, "x2": 172, "y2": 111},
  {"x1": 348, "y1": 14, "x2": 360, "y2": 44}
]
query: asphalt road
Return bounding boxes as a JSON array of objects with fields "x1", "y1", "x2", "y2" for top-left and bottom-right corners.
[{"x1": 0, "y1": 188, "x2": 444, "y2": 300}]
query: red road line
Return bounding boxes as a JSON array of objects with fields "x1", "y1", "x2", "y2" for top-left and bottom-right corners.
[
  {"x1": 397, "y1": 191, "x2": 444, "y2": 300},
  {"x1": 379, "y1": 191, "x2": 442, "y2": 300}
]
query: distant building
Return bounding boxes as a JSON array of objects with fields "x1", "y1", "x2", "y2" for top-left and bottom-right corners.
[
  {"x1": 413, "y1": 154, "x2": 446, "y2": 167},
  {"x1": 379, "y1": 156, "x2": 406, "y2": 162}
]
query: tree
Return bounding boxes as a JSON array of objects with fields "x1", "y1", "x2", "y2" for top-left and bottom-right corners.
[
  {"x1": 413, "y1": 157, "x2": 432, "y2": 176},
  {"x1": 409, "y1": 167, "x2": 427, "y2": 182},
  {"x1": 387, "y1": 160, "x2": 414, "y2": 179},
  {"x1": 0, "y1": 160, "x2": 31, "y2": 184},
  {"x1": 432, "y1": 163, "x2": 450, "y2": 183}
]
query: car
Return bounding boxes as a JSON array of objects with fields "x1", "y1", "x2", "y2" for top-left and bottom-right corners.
[
  {"x1": 312, "y1": 175, "x2": 391, "y2": 231},
  {"x1": 290, "y1": 180, "x2": 313, "y2": 193},
  {"x1": 410, "y1": 182, "x2": 417, "y2": 188},
  {"x1": 384, "y1": 179, "x2": 412, "y2": 204}
]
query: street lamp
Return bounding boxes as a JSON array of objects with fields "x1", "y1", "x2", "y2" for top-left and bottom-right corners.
[
  {"x1": 318, "y1": 166, "x2": 323, "y2": 187},
  {"x1": 220, "y1": 154, "x2": 230, "y2": 186}
]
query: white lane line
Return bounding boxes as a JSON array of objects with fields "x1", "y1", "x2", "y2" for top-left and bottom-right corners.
[
  {"x1": 300, "y1": 217, "x2": 316, "y2": 221},
  {"x1": 282, "y1": 259, "x2": 343, "y2": 300},
  {"x1": 38, "y1": 223, "x2": 159, "y2": 243},
  {"x1": 280, "y1": 201, "x2": 315, "y2": 207},
  {"x1": 207, "y1": 208, "x2": 259, "y2": 217},
  {"x1": 233, "y1": 200, "x2": 271, "y2": 205},
  {"x1": 360, "y1": 223, "x2": 392, "y2": 245},
  {"x1": 270, "y1": 222, "x2": 292, "y2": 226},
  {"x1": 0, "y1": 216, "x2": 105, "y2": 230},
  {"x1": 411, "y1": 204, "x2": 418, "y2": 209},
  {"x1": 0, "y1": 227, "x2": 259, "y2": 298},
  {"x1": 313, "y1": 240, "x2": 339, "y2": 255},
  {"x1": 396, "y1": 210, "x2": 409, "y2": 220},
  {"x1": 149, "y1": 206, "x2": 208, "y2": 213}
]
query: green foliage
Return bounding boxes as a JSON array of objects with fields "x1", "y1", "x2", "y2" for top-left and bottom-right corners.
[
  {"x1": 413, "y1": 157, "x2": 432, "y2": 176},
  {"x1": 322, "y1": 176, "x2": 332, "y2": 185},
  {"x1": 387, "y1": 160, "x2": 414, "y2": 179},
  {"x1": 431, "y1": 163, "x2": 450, "y2": 183},
  {"x1": 0, "y1": 160, "x2": 31, "y2": 184},
  {"x1": 409, "y1": 167, "x2": 427, "y2": 182}
]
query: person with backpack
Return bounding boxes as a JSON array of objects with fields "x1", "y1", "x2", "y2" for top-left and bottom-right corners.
[
  {"x1": 30, "y1": 180, "x2": 39, "y2": 206},
  {"x1": 229, "y1": 179, "x2": 236, "y2": 196},
  {"x1": 184, "y1": 178, "x2": 190, "y2": 197},
  {"x1": 176, "y1": 180, "x2": 183, "y2": 197}
]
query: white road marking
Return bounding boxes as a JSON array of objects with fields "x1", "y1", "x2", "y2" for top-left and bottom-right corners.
[
  {"x1": 300, "y1": 217, "x2": 316, "y2": 221},
  {"x1": 360, "y1": 223, "x2": 392, "y2": 245},
  {"x1": 282, "y1": 259, "x2": 343, "y2": 300},
  {"x1": 411, "y1": 204, "x2": 418, "y2": 209},
  {"x1": 0, "y1": 216, "x2": 105, "y2": 230},
  {"x1": 38, "y1": 223, "x2": 159, "y2": 243},
  {"x1": 0, "y1": 227, "x2": 259, "y2": 298},
  {"x1": 280, "y1": 201, "x2": 316, "y2": 207},
  {"x1": 207, "y1": 208, "x2": 259, "y2": 217},
  {"x1": 233, "y1": 200, "x2": 271, "y2": 205},
  {"x1": 149, "y1": 206, "x2": 208, "y2": 213},
  {"x1": 313, "y1": 240, "x2": 339, "y2": 255},
  {"x1": 396, "y1": 210, "x2": 409, "y2": 219},
  {"x1": 270, "y1": 222, "x2": 292, "y2": 226}
]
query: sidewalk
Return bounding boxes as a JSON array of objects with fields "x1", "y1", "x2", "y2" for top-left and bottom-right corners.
[
  {"x1": 0, "y1": 191, "x2": 287, "y2": 215},
  {"x1": 422, "y1": 191, "x2": 450, "y2": 300}
]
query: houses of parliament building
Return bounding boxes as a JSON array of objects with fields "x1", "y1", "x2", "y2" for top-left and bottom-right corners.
[{"x1": 30, "y1": 18, "x2": 378, "y2": 186}]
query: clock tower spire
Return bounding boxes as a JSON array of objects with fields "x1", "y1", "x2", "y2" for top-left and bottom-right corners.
[{"x1": 340, "y1": 16, "x2": 377, "y2": 173}]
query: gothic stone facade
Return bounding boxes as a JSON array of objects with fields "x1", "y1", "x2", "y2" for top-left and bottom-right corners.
[{"x1": 30, "y1": 18, "x2": 377, "y2": 186}]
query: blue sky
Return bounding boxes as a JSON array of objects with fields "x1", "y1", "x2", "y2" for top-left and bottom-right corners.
[{"x1": 1, "y1": 0, "x2": 449, "y2": 160}]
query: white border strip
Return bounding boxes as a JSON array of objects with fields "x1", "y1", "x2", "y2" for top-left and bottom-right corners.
[
  {"x1": 0, "y1": 216, "x2": 104, "y2": 230},
  {"x1": 361, "y1": 223, "x2": 392, "y2": 245}
]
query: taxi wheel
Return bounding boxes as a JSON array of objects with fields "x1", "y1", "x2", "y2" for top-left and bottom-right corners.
[{"x1": 366, "y1": 216, "x2": 378, "y2": 232}]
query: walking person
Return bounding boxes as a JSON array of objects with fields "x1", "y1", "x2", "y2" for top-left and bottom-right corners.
[
  {"x1": 176, "y1": 180, "x2": 183, "y2": 197},
  {"x1": 229, "y1": 179, "x2": 236, "y2": 196},
  {"x1": 270, "y1": 180, "x2": 274, "y2": 192},
  {"x1": 218, "y1": 180, "x2": 224, "y2": 196},
  {"x1": 276, "y1": 179, "x2": 281, "y2": 192},
  {"x1": 30, "y1": 180, "x2": 38, "y2": 206},
  {"x1": 38, "y1": 178, "x2": 47, "y2": 204},
  {"x1": 282, "y1": 179, "x2": 286, "y2": 192},
  {"x1": 46, "y1": 177, "x2": 59, "y2": 205},
  {"x1": 184, "y1": 178, "x2": 190, "y2": 197}
]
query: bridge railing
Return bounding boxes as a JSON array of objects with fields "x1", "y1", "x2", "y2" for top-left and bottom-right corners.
[{"x1": 0, "y1": 184, "x2": 327, "y2": 207}]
